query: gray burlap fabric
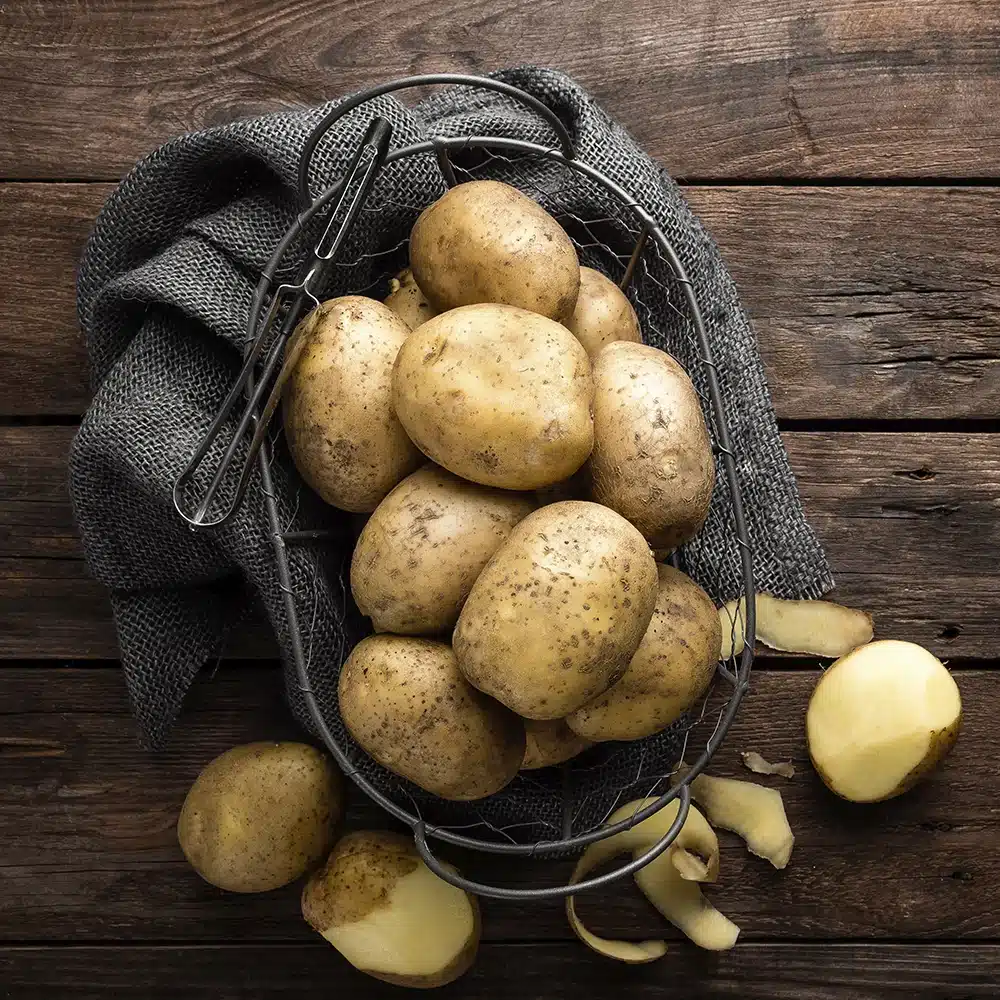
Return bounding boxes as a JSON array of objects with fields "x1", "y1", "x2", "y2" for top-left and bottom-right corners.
[{"x1": 71, "y1": 66, "x2": 832, "y2": 843}]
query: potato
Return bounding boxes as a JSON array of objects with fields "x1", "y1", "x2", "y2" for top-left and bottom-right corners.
[
  {"x1": 521, "y1": 718, "x2": 593, "y2": 770},
  {"x1": 393, "y1": 304, "x2": 594, "y2": 489},
  {"x1": 589, "y1": 341, "x2": 715, "y2": 550},
  {"x1": 383, "y1": 267, "x2": 437, "y2": 331},
  {"x1": 350, "y1": 464, "x2": 535, "y2": 634},
  {"x1": 807, "y1": 640, "x2": 961, "y2": 803},
  {"x1": 283, "y1": 296, "x2": 422, "y2": 512},
  {"x1": 302, "y1": 830, "x2": 479, "y2": 988},
  {"x1": 177, "y1": 742, "x2": 343, "y2": 893},
  {"x1": 567, "y1": 564, "x2": 721, "y2": 742},
  {"x1": 338, "y1": 635, "x2": 524, "y2": 800},
  {"x1": 453, "y1": 501, "x2": 658, "y2": 720},
  {"x1": 409, "y1": 179, "x2": 580, "y2": 320},
  {"x1": 563, "y1": 266, "x2": 642, "y2": 358}
]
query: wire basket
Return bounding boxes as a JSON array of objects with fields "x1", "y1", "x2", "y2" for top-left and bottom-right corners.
[{"x1": 172, "y1": 74, "x2": 756, "y2": 900}]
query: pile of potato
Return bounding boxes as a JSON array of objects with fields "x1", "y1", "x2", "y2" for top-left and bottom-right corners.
[{"x1": 281, "y1": 178, "x2": 723, "y2": 802}]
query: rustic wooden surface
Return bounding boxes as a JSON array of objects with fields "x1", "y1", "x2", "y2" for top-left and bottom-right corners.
[{"x1": 0, "y1": 0, "x2": 997, "y2": 997}]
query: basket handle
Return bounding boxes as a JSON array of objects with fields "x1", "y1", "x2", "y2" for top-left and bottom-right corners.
[
  {"x1": 411, "y1": 784, "x2": 692, "y2": 901},
  {"x1": 297, "y1": 73, "x2": 576, "y2": 206}
]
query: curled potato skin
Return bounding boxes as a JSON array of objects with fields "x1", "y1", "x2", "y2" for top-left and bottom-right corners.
[
  {"x1": 588, "y1": 341, "x2": 715, "y2": 551},
  {"x1": 410, "y1": 180, "x2": 581, "y2": 320},
  {"x1": 392, "y1": 304, "x2": 595, "y2": 490}
]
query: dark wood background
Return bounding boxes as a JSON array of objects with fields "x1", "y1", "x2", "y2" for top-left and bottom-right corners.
[{"x1": 1, "y1": 2, "x2": 998, "y2": 997}]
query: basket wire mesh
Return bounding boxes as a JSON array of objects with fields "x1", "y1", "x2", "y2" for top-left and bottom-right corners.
[{"x1": 173, "y1": 75, "x2": 756, "y2": 900}]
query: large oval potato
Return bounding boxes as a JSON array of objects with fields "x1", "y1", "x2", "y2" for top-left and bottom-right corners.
[
  {"x1": 454, "y1": 501, "x2": 658, "y2": 720},
  {"x1": 350, "y1": 464, "x2": 536, "y2": 634},
  {"x1": 283, "y1": 296, "x2": 422, "y2": 512},
  {"x1": 567, "y1": 565, "x2": 722, "y2": 741},
  {"x1": 383, "y1": 268, "x2": 437, "y2": 331},
  {"x1": 177, "y1": 742, "x2": 343, "y2": 893},
  {"x1": 392, "y1": 304, "x2": 594, "y2": 490},
  {"x1": 339, "y1": 636, "x2": 525, "y2": 800},
  {"x1": 563, "y1": 266, "x2": 642, "y2": 358},
  {"x1": 409, "y1": 179, "x2": 580, "y2": 320},
  {"x1": 589, "y1": 341, "x2": 715, "y2": 550}
]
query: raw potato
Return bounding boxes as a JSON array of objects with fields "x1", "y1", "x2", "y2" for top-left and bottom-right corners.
[
  {"x1": 567, "y1": 564, "x2": 722, "y2": 742},
  {"x1": 756, "y1": 593, "x2": 874, "y2": 656},
  {"x1": 679, "y1": 766, "x2": 794, "y2": 869},
  {"x1": 302, "y1": 830, "x2": 479, "y2": 988},
  {"x1": 338, "y1": 635, "x2": 525, "y2": 800},
  {"x1": 383, "y1": 268, "x2": 437, "y2": 331},
  {"x1": 454, "y1": 501, "x2": 658, "y2": 720},
  {"x1": 807, "y1": 640, "x2": 961, "y2": 803},
  {"x1": 392, "y1": 304, "x2": 594, "y2": 490},
  {"x1": 718, "y1": 594, "x2": 874, "y2": 659},
  {"x1": 177, "y1": 742, "x2": 343, "y2": 893},
  {"x1": 410, "y1": 179, "x2": 580, "y2": 320},
  {"x1": 283, "y1": 296, "x2": 422, "y2": 512},
  {"x1": 588, "y1": 341, "x2": 715, "y2": 551},
  {"x1": 350, "y1": 464, "x2": 535, "y2": 635},
  {"x1": 567, "y1": 797, "x2": 738, "y2": 961},
  {"x1": 563, "y1": 266, "x2": 643, "y2": 358},
  {"x1": 521, "y1": 718, "x2": 593, "y2": 770}
]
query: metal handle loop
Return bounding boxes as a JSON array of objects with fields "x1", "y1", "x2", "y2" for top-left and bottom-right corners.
[
  {"x1": 412, "y1": 785, "x2": 692, "y2": 901},
  {"x1": 297, "y1": 73, "x2": 576, "y2": 206}
]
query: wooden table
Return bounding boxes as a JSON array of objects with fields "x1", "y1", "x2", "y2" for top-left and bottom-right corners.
[{"x1": 2, "y1": 2, "x2": 998, "y2": 997}]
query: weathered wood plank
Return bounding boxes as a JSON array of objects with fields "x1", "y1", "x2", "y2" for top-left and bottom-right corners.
[
  {"x1": 3, "y1": 426, "x2": 996, "y2": 658},
  {"x1": 2, "y1": 667, "x2": 996, "y2": 942},
  {"x1": 2, "y1": 942, "x2": 999, "y2": 1000},
  {"x1": 4, "y1": 184, "x2": 999, "y2": 418},
  {"x1": 1, "y1": 0, "x2": 998, "y2": 181}
]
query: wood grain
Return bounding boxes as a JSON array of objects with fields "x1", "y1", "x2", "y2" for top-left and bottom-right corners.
[
  {"x1": 4, "y1": 184, "x2": 998, "y2": 418},
  {"x1": 3, "y1": 942, "x2": 1000, "y2": 1000},
  {"x1": 2, "y1": 666, "x2": 996, "y2": 943},
  {"x1": 1, "y1": 0, "x2": 998, "y2": 181},
  {"x1": 3, "y1": 426, "x2": 996, "y2": 658}
]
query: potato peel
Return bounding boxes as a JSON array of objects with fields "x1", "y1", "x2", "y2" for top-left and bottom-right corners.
[
  {"x1": 718, "y1": 593, "x2": 874, "y2": 659},
  {"x1": 680, "y1": 767, "x2": 794, "y2": 869},
  {"x1": 566, "y1": 797, "x2": 738, "y2": 959},
  {"x1": 741, "y1": 751, "x2": 795, "y2": 779}
]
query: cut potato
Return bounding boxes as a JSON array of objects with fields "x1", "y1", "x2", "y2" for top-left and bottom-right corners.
[
  {"x1": 521, "y1": 718, "x2": 593, "y2": 770},
  {"x1": 566, "y1": 796, "x2": 738, "y2": 960},
  {"x1": 718, "y1": 593, "x2": 874, "y2": 659},
  {"x1": 807, "y1": 640, "x2": 961, "y2": 803},
  {"x1": 302, "y1": 831, "x2": 479, "y2": 988}
]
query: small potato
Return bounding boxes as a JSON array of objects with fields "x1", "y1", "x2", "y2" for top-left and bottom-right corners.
[
  {"x1": 589, "y1": 341, "x2": 715, "y2": 550},
  {"x1": 454, "y1": 501, "x2": 659, "y2": 720},
  {"x1": 383, "y1": 268, "x2": 437, "y2": 331},
  {"x1": 568, "y1": 565, "x2": 722, "y2": 742},
  {"x1": 177, "y1": 742, "x2": 343, "y2": 893},
  {"x1": 521, "y1": 718, "x2": 593, "y2": 770},
  {"x1": 350, "y1": 464, "x2": 536, "y2": 635},
  {"x1": 303, "y1": 830, "x2": 479, "y2": 988},
  {"x1": 410, "y1": 179, "x2": 580, "y2": 320},
  {"x1": 393, "y1": 304, "x2": 594, "y2": 489},
  {"x1": 338, "y1": 635, "x2": 525, "y2": 800},
  {"x1": 563, "y1": 266, "x2": 642, "y2": 358},
  {"x1": 283, "y1": 296, "x2": 422, "y2": 512}
]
